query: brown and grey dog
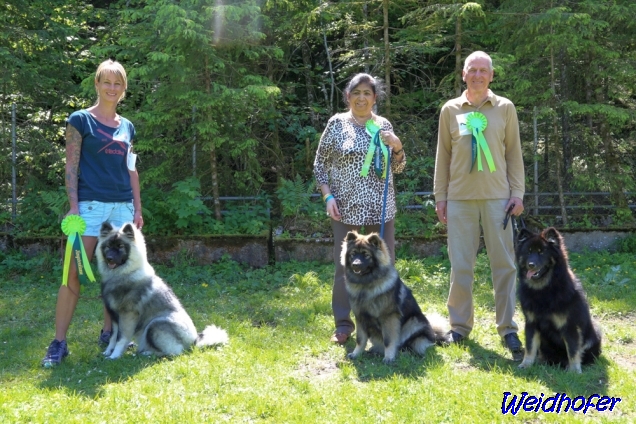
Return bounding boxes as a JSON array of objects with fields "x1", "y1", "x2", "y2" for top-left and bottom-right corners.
[
  {"x1": 341, "y1": 231, "x2": 448, "y2": 363},
  {"x1": 515, "y1": 227, "x2": 601, "y2": 373},
  {"x1": 96, "y1": 222, "x2": 228, "y2": 359}
]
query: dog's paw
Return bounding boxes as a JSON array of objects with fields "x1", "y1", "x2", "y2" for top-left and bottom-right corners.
[
  {"x1": 103, "y1": 349, "x2": 113, "y2": 356},
  {"x1": 347, "y1": 346, "x2": 366, "y2": 360},
  {"x1": 518, "y1": 359, "x2": 533, "y2": 369},
  {"x1": 567, "y1": 363, "x2": 582, "y2": 374},
  {"x1": 382, "y1": 356, "x2": 396, "y2": 364}
]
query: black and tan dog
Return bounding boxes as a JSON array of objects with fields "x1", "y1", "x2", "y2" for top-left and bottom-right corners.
[
  {"x1": 515, "y1": 227, "x2": 601, "y2": 373},
  {"x1": 341, "y1": 231, "x2": 448, "y2": 363}
]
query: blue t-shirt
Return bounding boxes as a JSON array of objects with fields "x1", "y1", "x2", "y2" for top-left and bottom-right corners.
[{"x1": 67, "y1": 110, "x2": 136, "y2": 202}]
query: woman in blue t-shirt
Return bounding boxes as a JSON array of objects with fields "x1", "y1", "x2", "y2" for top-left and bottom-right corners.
[{"x1": 42, "y1": 59, "x2": 144, "y2": 367}]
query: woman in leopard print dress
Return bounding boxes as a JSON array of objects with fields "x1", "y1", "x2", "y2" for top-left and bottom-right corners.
[{"x1": 313, "y1": 73, "x2": 406, "y2": 344}]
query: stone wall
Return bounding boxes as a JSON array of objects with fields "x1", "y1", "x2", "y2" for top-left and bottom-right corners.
[
  {"x1": 3, "y1": 229, "x2": 634, "y2": 268},
  {"x1": 8, "y1": 235, "x2": 270, "y2": 268}
]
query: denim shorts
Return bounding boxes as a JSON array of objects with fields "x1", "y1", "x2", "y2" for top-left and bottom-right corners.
[{"x1": 79, "y1": 201, "x2": 135, "y2": 237}]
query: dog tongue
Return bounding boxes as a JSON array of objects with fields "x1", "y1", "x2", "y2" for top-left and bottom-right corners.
[
  {"x1": 108, "y1": 262, "x2": 117, "y2": 269},
  {"x1": 526, "y1": 269, "x2": 538, "y2": 279}
]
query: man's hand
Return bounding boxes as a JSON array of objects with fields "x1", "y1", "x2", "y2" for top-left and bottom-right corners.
[
  {"x1": 505, "y1": 197, "x2": 524, "y2": 216},
  {"x1": 435, "y1": 201, "x2": 447, "y2": 224}
]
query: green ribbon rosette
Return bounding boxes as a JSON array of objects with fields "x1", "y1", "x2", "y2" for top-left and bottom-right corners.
[
  {"x1": 360, "y1": 119, "x2": 389, "y2": 178},
  {"x1": 61, "y1": 215, "x2": 96, "y2": 287},
  {"x1": 466, "y1": 112, "x2": 496, "y2": 173}
]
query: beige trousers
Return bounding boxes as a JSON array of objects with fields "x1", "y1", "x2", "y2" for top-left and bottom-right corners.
[{"x1": 446, "y1": 199, "x2": 519, "y2": 338}]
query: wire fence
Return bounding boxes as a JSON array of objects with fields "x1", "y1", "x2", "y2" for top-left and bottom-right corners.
[{"x1": 312, "y1": 192, "x2": 636, "y2": 215}]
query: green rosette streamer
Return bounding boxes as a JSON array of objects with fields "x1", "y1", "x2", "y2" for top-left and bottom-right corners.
[
  {"x1": 360, "y1": 120, "x2": 389, "y2": 178},
  {"x1": 61, "y1": 215, "x2": 96, "y2": 287},
  {"x1": 465, "y1": 112, "x2": 496, "y2": 173}
]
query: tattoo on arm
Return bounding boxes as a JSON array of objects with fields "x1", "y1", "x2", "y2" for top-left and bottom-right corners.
[{"x1": 65, "y1": 125, "x2": 82, "y2": 208}]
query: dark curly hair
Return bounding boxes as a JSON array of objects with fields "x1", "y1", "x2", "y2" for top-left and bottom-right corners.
[{"x1": 343, "y1": 73, "x2": 386, "y2": 106}]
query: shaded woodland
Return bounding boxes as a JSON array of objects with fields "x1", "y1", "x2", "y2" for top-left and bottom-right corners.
[{"x1": 2, "y1": 0, "x2": 635, "y2": 234}]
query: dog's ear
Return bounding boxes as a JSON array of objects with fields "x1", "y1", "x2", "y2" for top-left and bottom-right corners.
[
  {"x1": 516, "y1": 228, "x2": 534, "y2": 244},
  {"x1": 345, "y1": 231, "x2": 359, "y2": 242},
  {"x1": 99, "y1": 222, "x2": 113, "y2": 239},
  {"x1": 542, "y1": 227, "x2": 563, "y2": 246},
  {"x1": 366, "y1": 233, "x2": 383, "y2": 249},
  {"x1": 121, "y1": 222, "x2": 136, "y2": 240},
  {"x1": 341, "y1": 232, "x2": 358, "y2": 266}
]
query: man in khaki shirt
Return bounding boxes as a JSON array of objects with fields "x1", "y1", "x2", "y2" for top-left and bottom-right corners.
[{"x1": 434, "y1": 51, "x2": 525, "y2": 359}]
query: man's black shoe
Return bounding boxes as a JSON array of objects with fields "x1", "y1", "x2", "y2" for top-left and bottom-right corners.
[
  {"x1": 503, "y1": 333, "x2": 524, "y2": 361},
  {"x1": 446, "y1": 330, "x2": 465, "y2": 344}
]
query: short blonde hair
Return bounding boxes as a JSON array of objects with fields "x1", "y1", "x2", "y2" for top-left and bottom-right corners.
[
  {"x1": 95, "y1": 59, "x2": 127, "y2": 102},
  {"x1": 463, "y1": 51, "x2": 493, "y2": 72}
]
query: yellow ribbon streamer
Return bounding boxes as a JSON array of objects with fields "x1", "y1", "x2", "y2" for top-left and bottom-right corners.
[{"x1": 61, "y1": 215, "x2": 96, "y2": 286}]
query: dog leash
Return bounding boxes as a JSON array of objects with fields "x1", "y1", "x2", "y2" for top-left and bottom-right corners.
[
  {"x1": 503, "y1": 205, "x2": 526, "y2": 240},
  {"x1": 362, "y1": 120, "x2": 391, "y2": 240},
  {"x1": 379, "y1": 139, "x2": 391, "y2": 239}
]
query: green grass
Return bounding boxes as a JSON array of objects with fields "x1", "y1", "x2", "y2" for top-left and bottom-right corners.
[{"x1": 0, "y1": 250, "x2": 634, "y2": 423}]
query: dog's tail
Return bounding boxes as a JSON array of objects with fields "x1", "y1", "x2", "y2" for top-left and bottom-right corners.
[
  {"x1": 427, "y1": 313, "x2": 450, "y2": 345},
  {"x1": 195, "y1": 325, "x2": 229, "y2": 348}
]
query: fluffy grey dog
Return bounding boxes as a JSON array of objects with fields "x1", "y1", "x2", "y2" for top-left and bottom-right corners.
[
  {"x1": 342, "y1": 231, "x2": 448, "y2": 363},
  {"x1": 96, "y1": 222, "x2": 228, "y2": 359}
]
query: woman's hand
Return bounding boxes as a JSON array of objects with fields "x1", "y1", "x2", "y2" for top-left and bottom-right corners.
[
  {"x1": 64, "y1": 208, "x2": 80, "y2": 218},
  {"x1": 134, "y1": 210, "x2": 144, "y2": 230},
  {"x1": 326, "y1": 198, "x2": 341, "y2": 221},
  {"x1": 380, "y1": 130, "x2": 402, "y2": 153}
]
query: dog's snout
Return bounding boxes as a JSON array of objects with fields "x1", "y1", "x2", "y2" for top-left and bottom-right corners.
[{"x1": 351, "y1": 258, "x2": 363, "y2": 270}]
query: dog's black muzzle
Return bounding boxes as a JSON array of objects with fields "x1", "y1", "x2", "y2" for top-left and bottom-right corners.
[
  {"x1": 350, "y1": 257, "x2": 371, "y2": 275},
  {"x1": 525, "y1": 260, "x2": 547, "y2": 280}
]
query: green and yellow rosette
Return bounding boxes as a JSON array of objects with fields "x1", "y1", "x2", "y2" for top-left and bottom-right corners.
[
  {"x1": 360, "y1": 119, "x2": 389, "y2": 178},
  {"x1": 465, "y1": 112, "x2": 496, "y2": 173},
  {"x1": 61, "y1": 215, "x2": 96, "y2": 287}
]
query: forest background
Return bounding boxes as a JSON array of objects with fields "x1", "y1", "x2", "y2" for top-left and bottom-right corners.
[{"x1": 2, "y1": 0, "x2": 635, "y2": 237}]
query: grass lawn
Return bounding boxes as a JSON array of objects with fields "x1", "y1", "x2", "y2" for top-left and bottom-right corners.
[{"x1": 0, "y1": 248, "x2": 634, "y2": 423}]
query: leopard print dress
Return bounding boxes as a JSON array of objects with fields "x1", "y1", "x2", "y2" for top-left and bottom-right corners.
[{"x1": 313, "y1": 112, "x2": 406, "y2": 226}]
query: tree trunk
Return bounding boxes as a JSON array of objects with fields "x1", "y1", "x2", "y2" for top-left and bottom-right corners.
[
  {"x1": 550, "y1": 46, "x2": 568, "y2": 225},
  {"x1": 560, "y1": 52, "x2": 571, "y2": 188},
  {"x1": 455, "y1": 14, "x2": 462, "y2": 97},
  {"x1": 596, "y1": 82, "x2": 629, "y2": 211},
  {"x1": 272, "y1": 119, "x2": 283, "y2": 184},
  {"x1": 585, "y1": 56, "x2": 593, "y2": 131},
  {"x1": 209, "y1": 144, "x2": 222, "y2": 221},
  {"x1": 533, "y1": 107, "x2": 539, "y2": 216},
  {"x1": 301, "y1": 41, "x2": 319, "y2": 130},
  {"x1": 301, "y1": 41, "x2": 317, "y2": 171},
  {"x1": 205, "y1": 56, "x2": 222, "y2": 221},
  {"x1": 363, "y1": 2, "x2": 369, "y2": 73},
  {"x1": 322, "y1": 24, "x2": 334, "y2": 116},
  {"x1": 551, "y1": 118, "x2": 568, "y2": 226},
  {"x1": 383, "y1": 0, "x2": 391, "y2": 115}
]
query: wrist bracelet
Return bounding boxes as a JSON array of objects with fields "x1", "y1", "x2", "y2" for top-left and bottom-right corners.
[
  {"x1": 392, "y1": 148, "x2": 403, "y2": 155},
  {"x1": 323, "y1": 194, "x2": 335, "y2": 203}
]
